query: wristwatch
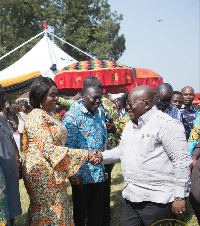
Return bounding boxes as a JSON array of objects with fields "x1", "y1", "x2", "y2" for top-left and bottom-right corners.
[{"x1": 175, "y1": 197, "x2": 185, "y2": 201}]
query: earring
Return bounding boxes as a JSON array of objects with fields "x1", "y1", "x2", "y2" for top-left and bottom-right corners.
[{"x1": 40, "y1": 103, "x2": 43, "y2": 109}]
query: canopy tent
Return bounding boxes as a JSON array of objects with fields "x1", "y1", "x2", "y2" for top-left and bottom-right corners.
[
  {"x1": 54, "y1": 60, "x2": 163, "y2": 94},
  {"x1": 55, "y1": 60, "x2": 134, "y2": 94},
  {"x1": 0, "y1": 32, "x2": 77, "y2": 94},
  {"x1": 125, "y1": 68, "x2": 163, "y2": 92}
]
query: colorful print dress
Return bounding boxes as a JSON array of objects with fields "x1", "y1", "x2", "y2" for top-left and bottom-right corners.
[{"x1": 23, "y1": 109, "x2": 88, "y2": 225}]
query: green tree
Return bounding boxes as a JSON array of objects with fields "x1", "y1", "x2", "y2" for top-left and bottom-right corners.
[{"x1": 0, "y1": 0, "x2": 125, "y2": 71}]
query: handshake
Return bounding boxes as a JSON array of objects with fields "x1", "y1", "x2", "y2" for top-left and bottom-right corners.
[{"x1": 88, "y1": 150, "x2": 103, "y2": 165}]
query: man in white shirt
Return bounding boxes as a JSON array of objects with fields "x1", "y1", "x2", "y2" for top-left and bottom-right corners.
[{"x1": 98, "y1": 85, "x2": 191, "y2": 225}]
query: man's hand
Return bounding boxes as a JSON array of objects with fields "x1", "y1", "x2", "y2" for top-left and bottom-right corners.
[
  {"x1": 69, "y1": 175, "x2": 83, "y2": 189},
  {"x1": 106, "y1": 122, "x2": 116, "y2": 134},
  {"x1": 172, "y1": 199, "x2": 186, "y2": 217},
  {"x1": 88, "y1": 150, "x2": 103, "y2": 165}
]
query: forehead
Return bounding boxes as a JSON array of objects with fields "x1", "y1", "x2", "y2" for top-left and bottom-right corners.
[
  {"x1": 182, "y1": 87, "x2": 194, "y2": 94},
  {"x1": 86, "y1": 87, "x2": 101, "y2": 96},
  {"x1": 47, "y1": 85, "x2": 57, "y2": 93},
  {"x1": 172, "y1": 94, "x2": 183, "y2": 100}
]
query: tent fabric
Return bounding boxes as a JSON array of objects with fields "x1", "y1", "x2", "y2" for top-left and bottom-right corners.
[
  {"x1": 55, "y1": 60, "x2": 134, "y2": 94},
  {"x1": 0, "y1": 35, "x2": 77, "y2": 93},
  {"x1": 125, "y1": 68, "x2": 163, "y2": 91},
  {"x1": 55, "y1": 60, "x2": 163, "y2": 94}
]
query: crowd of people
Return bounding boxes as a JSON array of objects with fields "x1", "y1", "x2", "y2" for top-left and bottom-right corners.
[{"x1": 0, "y1": 76, "x2": 199, "y2": 225}]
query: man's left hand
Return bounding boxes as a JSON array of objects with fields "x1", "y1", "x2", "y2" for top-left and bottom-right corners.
[{"x1": 172, "y1": 200, "x2": 186, "y2": 217}]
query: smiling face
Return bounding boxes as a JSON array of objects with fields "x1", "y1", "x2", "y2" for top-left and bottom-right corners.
[
  {"x1": 82, "y1": 87, "x2": 102, "y2": 113},
  {"x1": 41, "y1": 85, "x2": 58, "y2": 112},
  {"x1": 126, "y1": 86, "x2": 153, "y2": 124}
]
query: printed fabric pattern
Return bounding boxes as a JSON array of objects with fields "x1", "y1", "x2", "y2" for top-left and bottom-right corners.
[
  {"x1": 63, "y1": 103, "x2": 105, "y2": 184},
  {"x1": 188, "y1": 110, "x2": 200, "y2": 155},
  {"x1": 180, "y1": 104, "x2": 197, "y2": 140},
  {"x1": 22, "y1": 109, "x2": 87, "y2": 225}
]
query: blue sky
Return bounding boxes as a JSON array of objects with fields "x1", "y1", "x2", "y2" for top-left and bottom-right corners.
[{"x1": 108, "y1": 0, "x2": 200, "y2": 92}]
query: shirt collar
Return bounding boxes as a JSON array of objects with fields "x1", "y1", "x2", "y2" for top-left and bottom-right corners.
[
  {"x1": 132, "y1": 106, "x2": 157, "y2": 128},
  {"x1": 181, "y1": 103, "x2": 196, "y2": 111}
]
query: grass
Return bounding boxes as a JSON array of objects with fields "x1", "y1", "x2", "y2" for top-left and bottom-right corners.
[{"x1": 15, "y1": 163, "x2": 198, "y2": 225}]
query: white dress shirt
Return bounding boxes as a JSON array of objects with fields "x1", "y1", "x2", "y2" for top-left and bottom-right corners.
[{"x1": 103, "y1": 106, "x2": 191, "y2": 204}]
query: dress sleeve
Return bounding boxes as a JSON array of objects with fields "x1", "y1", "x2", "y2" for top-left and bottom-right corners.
[{"x1": 23, "y1": 111, "x2": 88, "y2": 184}]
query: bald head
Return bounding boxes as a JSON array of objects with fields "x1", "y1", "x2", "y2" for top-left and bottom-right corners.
[
  {"x1": 155, "y1": 83, "x2": 173, "y2": 97},
  {"x1": 127, "y1": 86, "x2": 154, "y2": 124},
  {"x1": 129, "y1": 85, "x2": 154, "y2": 102},
  {"x1": 155, "y1": 83, "x2": 173, "y2": 111}
]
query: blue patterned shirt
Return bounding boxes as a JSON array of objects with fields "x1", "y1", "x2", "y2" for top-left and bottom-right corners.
[
  {"x1": 180, "y1": 104, "x2": 197, "y2": 140},
  {"x1": 63, "y1": 103, "x2": 105, "y2": 184},
  {"x1": 164, "y1": 105, "x2": 182, "y2": 122}
]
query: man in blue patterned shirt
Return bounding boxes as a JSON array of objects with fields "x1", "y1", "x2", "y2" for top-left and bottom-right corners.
[
  {"x1": 154, "y1": 83, "x2": 182, "y2": 122},
  {"x1": 180, "y1": 86, "x2": 197, "y2": 140},
  {"x1": 63, "y1": 85, "x2": 105, "y2": 226}
]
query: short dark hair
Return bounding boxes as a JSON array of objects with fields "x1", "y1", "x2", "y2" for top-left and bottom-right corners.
[
  {"x1": 173, "y1": 91, "x2": 183, "y2": 96},
  {"x1": 83, "y1": 76, "x2": 100, "y2": 87},
  {"x1": 29, "y1": 76, "x2": 56, "y2": 108},
  {"x1": 81, "y1": 84, "x2": 101, "y2": 96}
]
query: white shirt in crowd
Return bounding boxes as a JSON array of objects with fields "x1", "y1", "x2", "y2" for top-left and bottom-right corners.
[
  {"x1": 102, "y1": 106, "x2": 191, "y2": 204},
  {"x1": 18, "y1": 112, "x2": 27, "y2": 133}
]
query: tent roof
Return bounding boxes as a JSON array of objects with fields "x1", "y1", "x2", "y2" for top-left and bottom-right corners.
[{"x1": 0, "y1": 35, "x2": 77, "y2": 93}]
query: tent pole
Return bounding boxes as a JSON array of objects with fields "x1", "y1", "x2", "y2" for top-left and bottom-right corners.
[
  {"x1": 48, "y1": 31, "x2": 97, "y2": 60},
  {"x1": 0, "y1": 31, "x2": 45, "y2": 61}
]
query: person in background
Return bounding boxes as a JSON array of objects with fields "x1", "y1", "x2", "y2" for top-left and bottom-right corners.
[
  {"x1": 16, "y1": 102, "x2": 28, "y2": 153},
  {"x1": 154, "y1": 83, "x2": 182, "y2": 121},
  {"x1": 116, "y1": 97, "x2": 126, "y2": 120},
  {"x1": 118, "y1": 92, "x2": 130, "y2": 133},
  {"x1": 22, "y1": 77, "x2": 98, "y2": 225},
  {"x1": 6, "y1": 100, "x2": 14, "y2": 113},
  {"x1": 60, "y1": 76, "x2": 117, "y2": 226},
  {"x1": 171, "y1": 91, "x2": 184, "y2": 110},
  {"x1": 5, "y1": 107, "x2": 18, "y2": 132},
  {"x1": 98, "y1": 85, "x2": 191, "y2": 225},
  {"x1": 63, "y1": 85, "x2": 105, "y2": 226},
  {"x1": 0, "y1": 84, "x2": 22, "y2": 226},
  {"x1": 180, "y1": 86, "x2": 197, "y2": 140}
]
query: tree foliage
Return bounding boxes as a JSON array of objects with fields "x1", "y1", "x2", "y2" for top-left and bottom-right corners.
[{"x1": 0, "y1": 0, "x2": 125, "y2": 71}]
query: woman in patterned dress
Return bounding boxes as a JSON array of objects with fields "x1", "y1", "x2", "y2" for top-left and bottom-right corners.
[{"x1": 23, "y1": 77, "x2": 97, "y2": 225}]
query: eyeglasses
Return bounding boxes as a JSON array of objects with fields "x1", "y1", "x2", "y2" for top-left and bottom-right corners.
[
  {"x1": 0, "y1": 92, "x2": 6, "y2": 101},
  {"x1": 48, "y1": 92, "x2": 59, "y2": 98},
  {"x1": 126, "y1": 99, "x2": 148, "y2": 108},
  {"x1": 154, "y1": 92, "x2": 170, "y2": 105}
]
